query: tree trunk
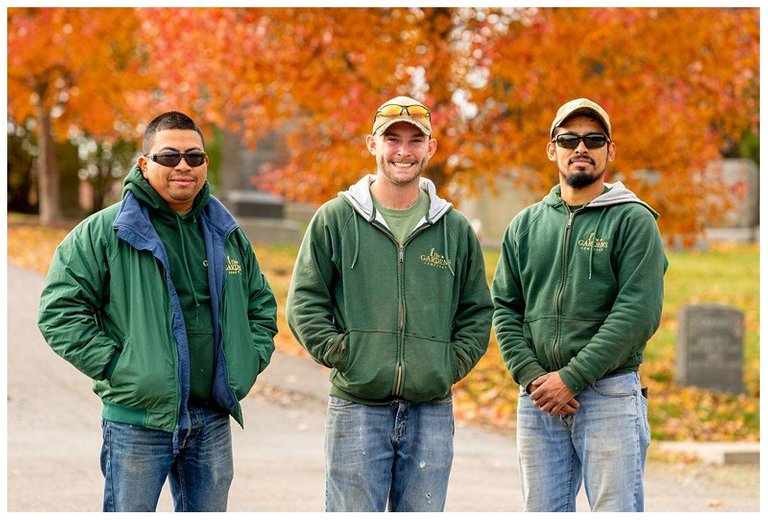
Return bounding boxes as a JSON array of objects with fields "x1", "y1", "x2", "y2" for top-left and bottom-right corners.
[{"x1": 35, "y1": 99, "x2": 62, "y2": 225}]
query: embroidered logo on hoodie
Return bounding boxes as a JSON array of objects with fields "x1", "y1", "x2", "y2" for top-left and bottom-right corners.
[
  {"x1": 420, "y1": 248, "x2": 451, "y2": 269},
  {"x1": 226, "y1": 255, "x2": 242, "y2": 275},
  {"x1": 578, "y1": 233, "x2": 609, "y2": 252}
]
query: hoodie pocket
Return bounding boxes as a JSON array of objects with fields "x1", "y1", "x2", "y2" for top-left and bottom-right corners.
[
  {"x1": 331, "y1": 330, "x2": 398, "y2": 401},
  {"x1": 323, "y1": 332, "x2": 349, "y2": 370},
  {"x1": 401, "y1": 335, "x2": 458, "y2": 402}
]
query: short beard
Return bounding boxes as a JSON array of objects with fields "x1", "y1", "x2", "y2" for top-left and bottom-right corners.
[
  {"x1": 377, "y1": 155, "x2": 428, "y2": 186},
  {"x1": 563, "y1": 171, "x2": 601, "y2": 189}
]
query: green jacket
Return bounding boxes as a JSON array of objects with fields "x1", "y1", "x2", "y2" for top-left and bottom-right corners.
[
  {"x1": 286, "y1": 175, "x2": 493, "y2": 405},
  {"x1": 38, "y1": 165, "x2": 278, "y2": 437},
  {"x1": 492, "y1": 182, "x2": 667, "y2": 394}
]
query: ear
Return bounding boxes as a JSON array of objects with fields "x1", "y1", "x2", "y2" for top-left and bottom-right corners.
[
  {"x1": 365, "y1": 134, "x2": 377, "y2": 155},
  {"x1": 137, "y1": 155, "x2": 149, "y2": 175},
  {"x1": 607, "y1": 141, "x2": 616, "y2": 162},
  {"x1": 546, "y1": 141, "x2": 557, "y2": 161},
  {"x1": 427, "y1": 137, "x2": 437, "y2": 159}
]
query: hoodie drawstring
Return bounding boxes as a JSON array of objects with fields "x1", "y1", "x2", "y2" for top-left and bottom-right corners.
[
  {"x1": 444, "y1": 218, "x2": 455, "y2": 277},
  {"x1": 350, "y1": 213, "x2": 360, "y2": 270},
  {"x1": 588, "y1": 208, "x2": 608, "y2": 280}
]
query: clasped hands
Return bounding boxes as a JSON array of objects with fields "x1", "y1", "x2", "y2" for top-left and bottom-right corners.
[{"x1": 528, "y1": 372, "x2": 580, "y2": 416}]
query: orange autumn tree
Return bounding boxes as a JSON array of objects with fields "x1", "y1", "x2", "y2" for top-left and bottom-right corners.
[
  {"x1": 462, "y1": 7, "x2": 759, "y2": 240},
  {"x1": 7, "y1": 7, "x2": 152, "y2": 224},
  {"x1": 139, "y1": 7, "x2": 758, "y2": 241},
  {"x1": 137, "y1": 7, "x2": 473, "y2": 202},
  {"x1": 134, "y1": 8, "x2": 283, "y2": 144}
]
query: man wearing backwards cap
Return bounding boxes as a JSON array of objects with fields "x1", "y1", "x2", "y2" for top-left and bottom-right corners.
[
  {"x1": 492, "y1": 98, "x2": 667, "y2": 511},
  {"x1": 287, "y1": 95, "x2": 492, "y2": 511}
]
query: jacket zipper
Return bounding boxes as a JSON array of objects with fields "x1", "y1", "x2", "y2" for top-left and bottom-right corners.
[
  {"x1": 552, "y1": 208, "x2": 576, "y2": 370},
  {"x1": 371, "y1": 219, "x2": 432, "y2": 397},
  {"x1": 394, "y1": 244, "x2": 405, "y2": 395}
]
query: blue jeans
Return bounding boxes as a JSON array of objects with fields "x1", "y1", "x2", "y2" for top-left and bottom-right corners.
[
  {"x1": 517, "y1": 371, "x2": 650, "y2": 512},
  {"x1": 100, "y1": 405, "x2": 233, "y2": 512},
  {"x1": 325, "y1": 395, "x2": 454, "y2": 512}
]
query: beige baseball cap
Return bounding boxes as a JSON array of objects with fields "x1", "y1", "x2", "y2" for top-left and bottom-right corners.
[
  {"x1": 550, "y1": 98, "x2": 611, "y2": 138},
  {"x1": 372, "y1": 96, "x2": 432, "y2": 136}
]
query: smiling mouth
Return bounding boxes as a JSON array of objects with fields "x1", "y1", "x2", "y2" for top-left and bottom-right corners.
[{"x1": 392, "y1": 161, "x2": 415, "y2": 168}]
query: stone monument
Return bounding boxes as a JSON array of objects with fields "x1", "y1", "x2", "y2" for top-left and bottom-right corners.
[{"x1": 676, "y1": 304, "x2": 746, "y2": 394}]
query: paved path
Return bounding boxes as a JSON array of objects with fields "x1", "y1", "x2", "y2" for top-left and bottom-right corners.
[{"x1": 6, "y1": 264, "x2": 760, "y2": 512}]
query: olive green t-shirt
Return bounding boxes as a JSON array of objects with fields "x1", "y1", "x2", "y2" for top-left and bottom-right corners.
[{"x1": 372, "y1": 189, "x2": 430, "y2": 245}]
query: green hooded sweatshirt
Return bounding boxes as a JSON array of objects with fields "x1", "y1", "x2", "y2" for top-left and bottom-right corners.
[
  {"x1": 492, "y1": 181, "x2": 668, "y2": 394},
  {"x1": 124, "y1": 168, "x2": 215, "y2": 401},
  {"x1": 286, "y1": 175, "x2": 494, "y2": 405}
]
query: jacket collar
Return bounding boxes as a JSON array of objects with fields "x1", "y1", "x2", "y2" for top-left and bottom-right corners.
[{"x1": 340, "y1": 174, "x2": 453, "y2": 224}]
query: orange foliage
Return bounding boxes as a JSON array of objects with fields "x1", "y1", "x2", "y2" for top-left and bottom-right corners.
[
  {"x1": 8, "y1": 7, "x2": 759, "y2": 240},
  {"x1": 7, "y1": 7, "x2": 153, "y2": 141},
  {"x1": 151, "y1": 7, "x2": 756, "y2": 241},
  {"x1": 464, "y1": 7, "x2": 759, "y2": 240}
]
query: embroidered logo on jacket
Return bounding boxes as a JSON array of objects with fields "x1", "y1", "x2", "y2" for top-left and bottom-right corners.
[
  {"x1": 420, "y1": 248, "x2": 451, "y2": 269},
  {"x1": 577, "y1": 233, "x2": 609, "y2": 252},
  {"x1": 226, "y1": 256, "x2": 242, "y2": 275}
]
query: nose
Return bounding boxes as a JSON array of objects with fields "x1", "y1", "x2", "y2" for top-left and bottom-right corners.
[
  {"x1": 574, "y1": 139, "x2": 590, "y2": 152},
  {"x1": 395, "y1": 142, "x2": 412, "y2": 157},
  {"x1": 176, "y1": 157, "x2": 193, "y2": 170}
]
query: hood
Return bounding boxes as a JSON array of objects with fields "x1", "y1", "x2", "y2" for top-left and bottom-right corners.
[
  {"x1": 338, "y1": 174, "x2": 455, "y2": 275},
  {"x1": 340, "y1": 174, "x2": 452, "y2": 226},
  {"x1": 544, "y1": 181, "x2": 659, "y2": 219},
  {"x1": 122, "y1": 163, "x2": 211, "y2": 220}
]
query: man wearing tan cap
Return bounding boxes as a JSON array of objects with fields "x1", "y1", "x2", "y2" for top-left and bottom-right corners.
[
  {"x1": 287, "y1": 96, "x2": 493, "y2": 511},
  {"x1": 492, "y1": 98, "x2": 667, "y2": 511}
]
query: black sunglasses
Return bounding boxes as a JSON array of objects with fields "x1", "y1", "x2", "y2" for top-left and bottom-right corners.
[
  {"x1": 552, "y1": 133, "x2": 610, "y2": 150},
  {"x1": 145, "y1": 150, "x2": 207, "y2": 168}
]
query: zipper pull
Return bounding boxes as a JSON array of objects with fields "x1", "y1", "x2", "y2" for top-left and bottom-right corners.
[
  {"x1": 399, "y1": 245, "x2": 404, "y2": 263},
  {"x1": 567, "y1": 211, "x2": 575, "y2": 229}
]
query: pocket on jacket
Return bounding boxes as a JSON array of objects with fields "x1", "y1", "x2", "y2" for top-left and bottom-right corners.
[
  {"x1": 103, "y1": 348, "x2": 123, "y2": 381},
  {"x1": 323, "y1": 332, "x2": 349, "y2": 370},
  {"x1": 102, "y1": 336, "x2": 176, "y2": 409},
  {"x1": 331, "y1": 330, "x2": 398, "y2": 401},
  {"x1": 401, "y1": 335, "x2": 458, "y2": 402}
]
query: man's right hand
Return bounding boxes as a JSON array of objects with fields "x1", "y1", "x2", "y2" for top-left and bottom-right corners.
[{"x1": 527, "y1": 373, "x2": 580, "y2": 415}]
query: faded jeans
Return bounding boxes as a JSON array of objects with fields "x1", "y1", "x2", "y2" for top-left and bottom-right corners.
[
  {"x1": 517, "y1": 371, "x2": 650, "y2": 512},
  {"x1": 325, "y1": 395, "x2": 454, "y2": 512},
  {"x1": 100, "y1": 405, "x2": 233, "y2": 512}
]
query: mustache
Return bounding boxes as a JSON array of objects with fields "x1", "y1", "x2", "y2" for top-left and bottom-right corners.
[{"x1": 569, "y1": 154, "x2": 594, "y2": 165}]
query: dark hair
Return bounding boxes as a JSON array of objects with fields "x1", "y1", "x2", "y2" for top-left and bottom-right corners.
[{"x1": 142, "y1": 111, "x2": 205, "y2": 154}]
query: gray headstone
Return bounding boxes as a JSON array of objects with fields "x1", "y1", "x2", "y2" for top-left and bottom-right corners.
[
  {"x1": 676, "y1": 304, "x2": 745, "y2": 394},
  {"x1": 226, "y1": 190, "x2": 285, "y2": 219}
]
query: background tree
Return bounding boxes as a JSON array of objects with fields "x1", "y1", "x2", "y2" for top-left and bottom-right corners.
[
  {"x1": 72, "y1": 136, "x2": 138, "y2": 213},
  {"x1": 136, "y1": 8, "x2": 476, "y2": 202},
  {"x1": 142, "y1": 7, "x2": 757, "y2": 240},
  {"x1": 8, "y1": 7, "x2": 758, "y2": 240},
  {"x1": 462, "y1": 7, "x2": 759, "y2": 240},
  {"x1": 7, "y1": 8, "x2": 152, "y2": 224},
  {"x1": 7, "y1": 122, "x2": 38, "y2": 214}
]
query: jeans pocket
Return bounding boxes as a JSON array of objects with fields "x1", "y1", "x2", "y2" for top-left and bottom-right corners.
[
  {"x1": 589, "y1": 372, "x2": 638, "y2": 398},
  {"x1": 328, "y1": 395, "x2": 355, "y2": 408}
]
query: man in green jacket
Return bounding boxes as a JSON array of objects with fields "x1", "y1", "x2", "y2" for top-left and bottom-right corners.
[
  {"x1": 38, "y1": 111, "x2": 278, "y2": 512},
  {"x1": 286, "y1": 96, "x2": 493, "y2": 512},
  {"x1": 492, "y1": 98, "x2": 667, "y2": 512}
]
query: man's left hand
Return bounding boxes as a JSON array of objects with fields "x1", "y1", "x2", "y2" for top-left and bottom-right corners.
[{"x1": 530, "y1": 371, "x2": 579, "y2": 416}]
